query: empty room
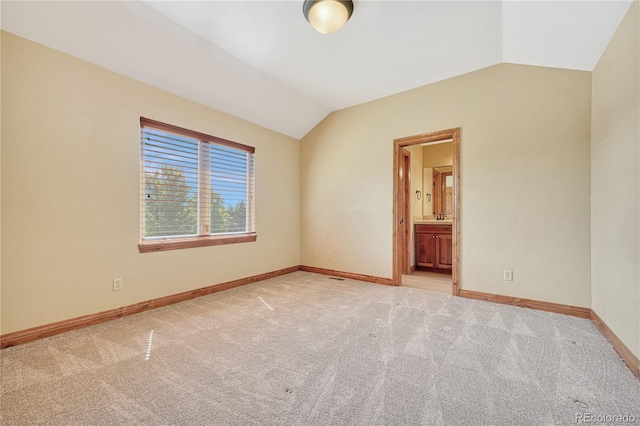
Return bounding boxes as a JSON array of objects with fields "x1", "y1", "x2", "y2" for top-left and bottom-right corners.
[{"x1": 1, "y1": 1, "x2": 639, "y2": 425}]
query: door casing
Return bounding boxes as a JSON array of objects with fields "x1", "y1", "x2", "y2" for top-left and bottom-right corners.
[{"x1": 392, "y1": 128, "x2": 461, "y2": 295}]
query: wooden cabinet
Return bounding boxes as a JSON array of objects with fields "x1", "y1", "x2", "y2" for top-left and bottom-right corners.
[
  {"x1": 415, "y1": 224, "x2": 452, "y2": 270},
  {"x1": 436, "y1": 233, "x2": 452, "y2": 269},
  {"x1": 416, "y1": 232, "x2": 437, "y2": 267}
]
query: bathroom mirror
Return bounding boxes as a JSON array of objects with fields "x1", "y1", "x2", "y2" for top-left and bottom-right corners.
[
  {"x1": 432, "y1": 165, "x2": 452, "y2": 216},
  {"x1": 422, "y1": 141, "x2": 453, "y2": 217}
]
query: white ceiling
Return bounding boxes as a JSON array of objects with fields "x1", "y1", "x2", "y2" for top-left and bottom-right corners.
[{"x1": 1, "y1": 1, "x2": 633, "y2": 139}]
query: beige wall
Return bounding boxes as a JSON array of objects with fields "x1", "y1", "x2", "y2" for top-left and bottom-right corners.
[
  {"x1": 0, "y1": 32, "x2": 3, "y2": 336},
  {"x1": 406, "y1": 144, "x2": 423, "y2": 267},
  {"x1": 423, "y1": 142, "x2": 453, "y2": 168},
  {"x1": 1, "y1": 32, "x2": 301, "y2": 334},
  {"x1": 301, "y1": 63, "x2": 592, "y2": 307},
  {"x1": 591, "y1": 2, "x2": 640, "y2": 359}
]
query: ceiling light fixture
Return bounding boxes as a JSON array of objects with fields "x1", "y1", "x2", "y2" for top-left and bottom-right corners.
[{"x1": 303, "y1": 0, "x2": 354, "y2": 34}]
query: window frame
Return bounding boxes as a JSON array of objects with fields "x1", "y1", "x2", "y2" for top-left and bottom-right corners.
[{"x1": 138, "y1": 117, "x2": 256, "y2": 253}]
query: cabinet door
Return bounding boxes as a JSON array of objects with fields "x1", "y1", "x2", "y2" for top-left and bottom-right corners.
[
  {"x1": 436, "y1": 234, "x2": 453, "y2": 269},
  {"x1": 416, "y1": 233, "x2": 437, "y2": 267}
]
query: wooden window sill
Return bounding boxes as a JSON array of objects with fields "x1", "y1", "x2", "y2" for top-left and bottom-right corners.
[{"x1": 139, "y1": 233, "x2": 257, "y2": 253}]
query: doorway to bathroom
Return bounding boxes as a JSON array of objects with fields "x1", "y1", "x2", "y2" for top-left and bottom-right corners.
[{"x1": 392, "y1": 128, "x2": 460, "y2": 295}]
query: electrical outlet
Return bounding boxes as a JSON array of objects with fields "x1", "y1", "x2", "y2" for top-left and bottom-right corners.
[
  {"x1": 503, "y1": 270, "x2": 513, "y2": 281},
  {"x1": 328, "y1": 251, "x2": 333, "y2": 260},
  {"x1": 312, "y1": 250, "x2": 318, "y2": 258},
  {"x1": 113, "y1": 278, "x2": 123, "y2": 291}
]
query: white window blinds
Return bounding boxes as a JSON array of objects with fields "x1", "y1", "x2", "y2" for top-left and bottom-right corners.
[{"x1": 140, "y1": 118, "x2": 255, "y2": 241}]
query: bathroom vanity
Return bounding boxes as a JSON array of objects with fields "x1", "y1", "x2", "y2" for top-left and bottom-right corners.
[{"x1": 415, "y1": 222, "x2": 453, "y2": 271}]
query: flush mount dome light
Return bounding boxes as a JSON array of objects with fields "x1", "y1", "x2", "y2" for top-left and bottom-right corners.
[{"x1": 303, "y1": 0, "x2": 354, "y2": 34}]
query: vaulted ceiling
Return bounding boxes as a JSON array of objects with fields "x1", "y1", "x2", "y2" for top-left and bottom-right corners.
[{"x1": 1, "y1": 1, "x2": 633, "y2": 139}]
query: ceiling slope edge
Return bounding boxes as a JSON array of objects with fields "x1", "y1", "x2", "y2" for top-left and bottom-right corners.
[{"x1": 0, "y1": 1, "x2": 329, "y2": 140}]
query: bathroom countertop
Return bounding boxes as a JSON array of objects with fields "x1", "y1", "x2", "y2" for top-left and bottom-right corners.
[{"x1": 414, "y1": 220, "x2": 452, "y2": 225}]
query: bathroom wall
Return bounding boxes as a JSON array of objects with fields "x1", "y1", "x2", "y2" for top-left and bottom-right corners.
[
  {"x1": 423, "y1": 168, "x2": 434, "y2": 217},
  {"x1": 423, "y1": 142, "x2": 453, "y2": 168},
  {"x1": 406, "y1": 144, "x2": 423, "y2": 267}
]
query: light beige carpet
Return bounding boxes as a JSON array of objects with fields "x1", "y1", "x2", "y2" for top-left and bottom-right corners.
[{"x1": 1, "y1": 271, "x2": 639, "y2": 425}]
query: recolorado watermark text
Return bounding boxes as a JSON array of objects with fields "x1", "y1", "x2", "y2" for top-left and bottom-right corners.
[{"x1": 576, "y1": 413, "x2": 637, "y2": 424}]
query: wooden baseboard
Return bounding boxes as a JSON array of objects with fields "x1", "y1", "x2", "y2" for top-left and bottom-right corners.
[
  {"x1": 409, "y1": 265, "x2": 417, "y2": 273},
  {"x1": 0, "y1": 266, "x2": 301, "y2": 349},
  {"x1": 300, "y1": 265, "x2": 395, "y2": 286},
  {"x1": 591, "y1": 311, "x2": 640, "y2": 380},
  {"x1": 458, "y1": 289, "x2": 591, "y2": 319}
]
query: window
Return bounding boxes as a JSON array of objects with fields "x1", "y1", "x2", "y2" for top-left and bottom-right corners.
[{"x1": 139, "y1": 118, "x2": 256, "y2": 253}]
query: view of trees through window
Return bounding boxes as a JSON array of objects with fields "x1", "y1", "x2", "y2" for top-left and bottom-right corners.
[
  {"x1": 142, "y1": 125, "x2": 250, "y2": 240},
  {"x1": 143, "y1": 167, "x2": 248, "y2": 238}
]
